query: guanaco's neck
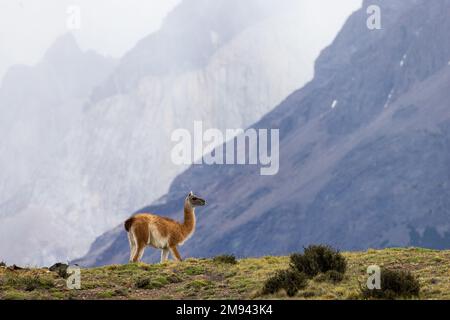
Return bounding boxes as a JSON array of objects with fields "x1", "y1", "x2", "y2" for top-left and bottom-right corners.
[{"x1": 182, "y1": 201, "x2": 196, "y2": 236}]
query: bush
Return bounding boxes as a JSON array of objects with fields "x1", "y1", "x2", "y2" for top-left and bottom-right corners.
[
  {"x1": 167, "y1": 273, "x2": 182, "y2": 283},
  {"x1": 113, "y1": 288, "x2": 129, "y2": 297},
  {"x1": 315, "y1": 270, "x2": 345, "y2": 283},
  {"x1": 49, "y1": 263, "x2": 69, "y2": 278},
  {"x1": 261, "y1": 245, "x2": 347, "y2": 297},
  {"x1": 135, "y1": 276, "x2": 169, "y2": 290},
  {"x1": 262, "y1": 270, "x2": 308, "y2": 297},
  {"x1": 213, "y1": 254, "x2": 237, "y2": 264},
  {"x1": 290, "y1": 245, "x2": 347, "y2": 277},
  {"x1": 135, "y1": 278, "x2": 155, "y2": 289},
  {"x1": 361, "y1": 268, "x2": 420, "y2": 299}
]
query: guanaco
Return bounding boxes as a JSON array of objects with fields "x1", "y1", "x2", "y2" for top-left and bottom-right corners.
[{"x1": 124, "y1": 191, "x2": 206, "y2": 263}]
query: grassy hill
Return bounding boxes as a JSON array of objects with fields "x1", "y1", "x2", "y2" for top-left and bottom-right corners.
[{"x1": 1, "y1": 248, "x2": 449, "y2": 300}]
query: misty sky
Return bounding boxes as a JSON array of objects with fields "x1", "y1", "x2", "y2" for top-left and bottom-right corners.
[
  {"x1": 0, "y1": 0, "x2": 362, "y2": 82},
  {"x1": 0, "y1": 0, "x2": 180, "y2": 79}
]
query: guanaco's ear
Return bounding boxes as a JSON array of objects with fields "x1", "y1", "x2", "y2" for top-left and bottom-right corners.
[{"x1": 189, "y1": 191, "x2": 193, "y2": 196}]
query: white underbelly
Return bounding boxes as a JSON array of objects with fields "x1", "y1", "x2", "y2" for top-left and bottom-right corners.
[{"x1": 147, "y1": 224, "x2": 169, "y2": 249}]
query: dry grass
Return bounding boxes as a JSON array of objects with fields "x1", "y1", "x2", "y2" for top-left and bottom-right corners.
[{"x1": 0, "y1": 248, "x2": 449, "y2": 300}]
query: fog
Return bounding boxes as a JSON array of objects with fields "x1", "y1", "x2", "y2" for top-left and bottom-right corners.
[
  {"x1": 0, "y1": 0, "x2": 180, "y2": 80},
  {"x1": 0, "y1": 0, "x2": 362, "y2": 81}
]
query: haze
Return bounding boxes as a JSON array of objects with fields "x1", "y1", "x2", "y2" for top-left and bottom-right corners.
[{"x1": 0, "y1": 0, "x2": 362, "y2": 82}]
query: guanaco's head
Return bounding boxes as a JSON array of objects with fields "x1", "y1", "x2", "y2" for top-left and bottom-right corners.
[{"x1": 186, "y1": 191, "x2": 206, "y2": 207}]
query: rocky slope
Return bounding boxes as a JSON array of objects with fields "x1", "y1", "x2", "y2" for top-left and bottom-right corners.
[{"x1": 77, "y1": 0, "x2": 450, "y2": 266}]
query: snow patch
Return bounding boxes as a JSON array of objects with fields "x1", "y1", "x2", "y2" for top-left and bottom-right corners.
[
  {"x1": 331, "y1": 100, "x2": 338, "y2": 109},
  {"x1": 384, "y1": 89, "x2": 394, "y2": 108},
  {"x1": 400, "y1": 54, "x2": 407, "y2": 67}
]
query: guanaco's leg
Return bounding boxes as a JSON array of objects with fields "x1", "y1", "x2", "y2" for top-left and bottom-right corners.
[
  {"x1": 133, "y1": 245, "x2": 145, "y2": 262},
  {"x1": 160, "y1": 249, "x2": 170, "y2": 263},
  {"x1": 131, "y1": 221, "x2": 149, "y2": 263},
  {"x1": 170, "y1": 246, "x2": 182, "y2": 261},
  {"x1": 128, "y1": 232, "x2": 138, "y2": 263}
]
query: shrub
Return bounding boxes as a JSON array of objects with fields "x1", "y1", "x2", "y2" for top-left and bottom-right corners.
[
  {"x1": 290, "y1": 245, "x2": 347, "y2": 277},
  {"x1": 167, "y1": 273, "x2": 183, "y2": 283},
  {"x1": 315, "y1": 270, "x2": 345, "y2": 283},
  {"x1": 261, "y1": 245, "x2": 347, "y2": 297},
  {"x1": 213, "y1": 254, "x2": 237, "y2": 264},
  {"x1": 113, "y1": 288, "x2": 129, "y2": 296},
  {"x1": 135, "y1": 277, "x2": 167, "y2": 290},
  {"x1": 49, "y1": 263, "x2": 69, "y2": 278},
  {"x1": 361, "y1": 268, "x2": 420, "y2": 299},
  {"x1": 262, "y1": 270, "x2": 308, "y2": 297}
]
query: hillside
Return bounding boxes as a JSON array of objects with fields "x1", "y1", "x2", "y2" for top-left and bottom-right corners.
[{"x1": 1, "y1": 248, "x2": 449, "y2": 300}]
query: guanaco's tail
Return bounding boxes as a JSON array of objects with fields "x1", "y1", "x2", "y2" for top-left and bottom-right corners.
[{"x1": 124, "y1": 217, "x2": 135, "y2": 232}]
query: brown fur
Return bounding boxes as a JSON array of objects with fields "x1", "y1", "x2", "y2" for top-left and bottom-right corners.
[
  {"x1": 124, "y1": 217, "x2": 135, "y2": 232},
  {"x1": 125, "y1": 192, "x2": 205, "y2": 263}
]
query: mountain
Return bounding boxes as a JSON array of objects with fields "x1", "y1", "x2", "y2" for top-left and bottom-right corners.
[
  {"x1": 0, "y1": 34, "x2": 116, "y2": 265},
  {"x1": 0, "y1": 33, "x2": 114, "y2": 168},
  {"x1": 76, "y1": 0, "x2": 450, "y2": 266},
  {"x1": 91, "y1": 0, "x2": 297, "y2": 100},
  {"x1": 0, "y1": 0, "x2": 358, "y2": 266}
]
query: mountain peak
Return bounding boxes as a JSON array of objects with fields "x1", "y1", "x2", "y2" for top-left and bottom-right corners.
[{"x1": 43, "y1": 33, "x2": 82, "y2": 63}]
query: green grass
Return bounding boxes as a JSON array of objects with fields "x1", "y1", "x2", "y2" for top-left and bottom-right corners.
[
  {"x1": 3, "y1": 289, "x2": 30, "y2": 300},
  {"x1": 0, "y1": 248, "x2": 449, "y2": 299},
  {"x1": 1, "y1": 274, "x2": 55, "y2": 291},
  {"x1": 96, "y1": 290, "x2": 115, "y2": 299}
]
